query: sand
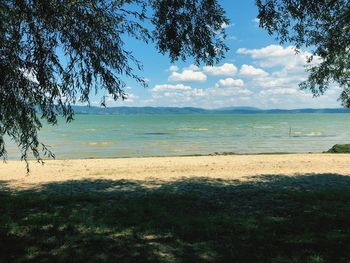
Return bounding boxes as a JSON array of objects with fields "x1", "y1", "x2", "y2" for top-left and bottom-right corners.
[{"x1": 0, "y1": 153, "x2": 350, "y2": 190}]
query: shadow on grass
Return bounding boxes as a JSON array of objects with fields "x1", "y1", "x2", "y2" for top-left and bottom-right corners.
[{"x1": 1, "y1": 173, "x2": 350, "y2": 262}]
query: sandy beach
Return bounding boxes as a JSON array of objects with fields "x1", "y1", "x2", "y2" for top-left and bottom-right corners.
[{"x1": 1, "y1": 153, "x2": 350, "y2": 190}]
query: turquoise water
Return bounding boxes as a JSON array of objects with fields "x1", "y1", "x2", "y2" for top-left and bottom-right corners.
[{"x1": 6, "y1": 114, "x2": 350, "y2": 159}]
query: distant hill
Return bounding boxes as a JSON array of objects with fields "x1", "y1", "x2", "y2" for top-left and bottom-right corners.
[
  {"x1": 217, "y1": 106, "x2": 261, "y2": 111},
  {"x1": 73, "y1": 106, "x2": 207, "y2": 115},
  {"x1": 71, "y1": 106, "x2": 350, "y2": 115}
]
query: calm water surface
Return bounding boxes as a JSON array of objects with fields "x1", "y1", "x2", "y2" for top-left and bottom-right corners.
[{"x1": 6, "y1": 113, "x2": 350, "y2": 159}]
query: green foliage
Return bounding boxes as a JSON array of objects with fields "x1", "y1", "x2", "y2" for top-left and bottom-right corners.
[
  {"x1": 152, "y1": 0, "x2": 228, "y2": 64},
  {"x1": 0, "y1": 0, "x2": 228, "y2": 165},
  {"x1": 256, "y1": 0, "x2": 350, "y2": 105},
  {"x1": 327, "y1": 144, "x2": 350, "y2": 153}
]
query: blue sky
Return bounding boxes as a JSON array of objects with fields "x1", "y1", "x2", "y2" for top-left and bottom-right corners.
[{"x1": 93, "y1": 0, "x2": 341, "y2": 109}]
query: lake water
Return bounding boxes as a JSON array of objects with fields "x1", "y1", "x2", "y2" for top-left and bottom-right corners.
[{"x1": 6, "y1": 114, "x2": 350, "y2": 159}]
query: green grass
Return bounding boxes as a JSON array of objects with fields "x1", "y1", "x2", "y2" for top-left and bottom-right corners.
[{"x1": 1, "y1": 174, "x2": 350, "y2": 262}]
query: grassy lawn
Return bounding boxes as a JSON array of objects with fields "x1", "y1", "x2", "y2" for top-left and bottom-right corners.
[{"x1": 1, "y1": 174, "x2": 350, "y2": 262}]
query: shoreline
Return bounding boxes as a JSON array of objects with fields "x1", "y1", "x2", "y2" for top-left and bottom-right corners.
[
  {"x1": 6, "y1": 150, "x2": 335, "y2": 162},
  {"x1": 1, "y1": 153, "x2": 350, "y2": 191}
]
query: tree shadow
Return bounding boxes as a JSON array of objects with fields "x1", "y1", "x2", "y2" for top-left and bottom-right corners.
[{"x1": 1, "y1": 173, "x2": 350, "y2": 262}]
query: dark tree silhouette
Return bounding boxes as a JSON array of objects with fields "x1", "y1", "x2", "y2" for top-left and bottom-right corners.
[
  {"x1": 256, "y1": 0, "x2": 350, "y2": 105},
  {"x1": 0, "y1": 0, "x2": 228, "y2": 167}
]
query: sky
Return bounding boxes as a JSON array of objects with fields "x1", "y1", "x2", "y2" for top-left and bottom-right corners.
[{"x1": 92, "y1": 0, "x2": 341, "y2": 109}]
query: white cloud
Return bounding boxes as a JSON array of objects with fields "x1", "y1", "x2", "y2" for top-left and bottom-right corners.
[
  {"x1": 260, "y1": 88, "x2": 298, "y2": 95},
  {"x1": 191, "y1": 88, "x2": 207, "y2": 97},
  {"x1": 216, "y1": 78, "x2": 244, "y2": 87},
  {"x1": 183, "y1": 64, "x2": 200, "y2": 71},
  {"x1": 239, "y1": 64, "x2": 268, "y2": 77},
  {"x1": 143, "y1": 45, "x2": 337, "y2": 109},
  {"x1": 203, "y1": 63, "x2": 238, "y2": 76},
  {"x1": 152, "y1": 84, "x2": 192, "y2": 92},
  {"x1": 237, "y1": 45, "x2": 315, "y2": 70},
  {"x1": 233, "y1": 88, "x2": 253, "y2": 95},
  {"x1": 237, "y1": 45, "x2": 296, "y2": 60},
  {"x1": 236, "y1": 45, "x2": 316, "y2": 94},
  {"x1": 252, "y1": 18, "x2": 260, "y2": 26},
  {"x1": 148, "y1": 81, "x2": 255, "y2": 108},
  {"x1": 124, "y1": 93, "x2": 139, "y2": 102},
  {"x1": 168, "y1": 65, "x2": 179, "y2": 72},
  {"x1": 256, "y1": 73, "x2": 307, "y2": 89},
  {"x1": 221, "y1": 22, "x2": 234, "y2": 29},
  {"x1": 102, "y1": 92, "x2": 139, "y2": 105},
  {"x1": 211, "y1": 86, "x2": 253, "y2": 96},
  {"x1": 169, "y1": 70, "x2": 207, "y2": 82}
]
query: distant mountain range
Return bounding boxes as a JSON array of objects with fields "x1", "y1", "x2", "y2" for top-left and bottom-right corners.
[{"x1": 72, "y1": 106, "x2": 350, "y2": 115}]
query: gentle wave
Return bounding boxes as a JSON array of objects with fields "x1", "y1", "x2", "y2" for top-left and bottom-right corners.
[
  {"x1": 253, "y1": 126, "x2": 274, "y2": 129},
  {"x1": 291, "y1": 131, "x2": 335, "y2": 138},
  {"x1": 143, "y1": 132, "x2": 170, "y2": 135},
  {"x1": 176, "y1": 128, "x2": 209, "y2": 131},
  {"x1": 305, "y1": 131, "x2": 322, "y2": 136},
  {"x1": 85, "y1": 141, "x2": 115, "y2": 147}
]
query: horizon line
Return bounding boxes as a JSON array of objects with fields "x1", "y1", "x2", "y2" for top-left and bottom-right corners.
[{"x1": 73, "y1": 105, "x2": 348, "y2": 111}]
